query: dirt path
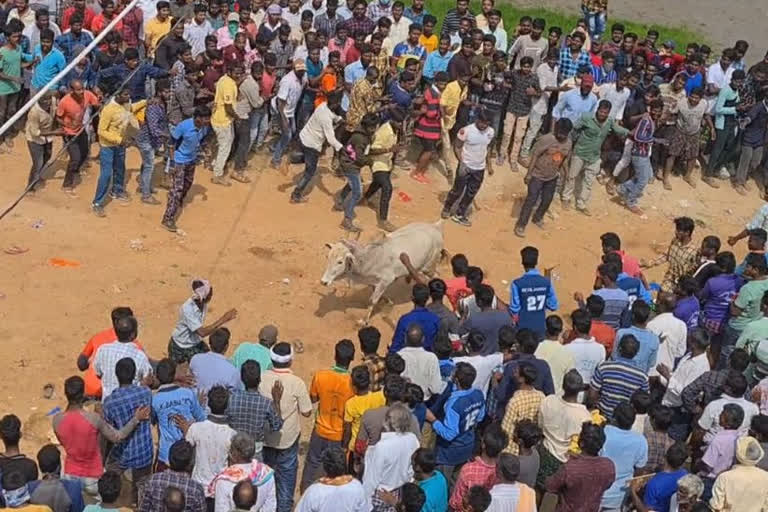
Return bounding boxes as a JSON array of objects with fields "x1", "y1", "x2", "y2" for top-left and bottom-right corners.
[
  {"x1": 512, "y1": 0, "x2": 768, "y2": 54},
  {"x1": 0, "y1": 136, "x2": 763, "y2": 460}
]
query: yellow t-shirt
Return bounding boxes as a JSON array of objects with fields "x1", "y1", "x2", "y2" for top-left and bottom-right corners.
[
  {"x1": 419, "y1": 34, "x2": 438, "y2": 53},
  {"x1": 343, "y1": 391, "x2": 386, "y2": 450},
  {"x1": 440, "y1": 80, "x2": 467, "y2": 130},
  {"x1": 370, "y1": 122, "x2": 397, "y2": 173},
  {"x1": 145, "y1": 17, "x2": 171, "y2": 53},
  {"x1": 211, "y1": 75, "x2": 238, "y2": 128}
]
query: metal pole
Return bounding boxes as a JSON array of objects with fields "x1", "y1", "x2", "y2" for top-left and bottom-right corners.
[{"x1": 0, "y1": 0, "x2": 141, "y2": 139}]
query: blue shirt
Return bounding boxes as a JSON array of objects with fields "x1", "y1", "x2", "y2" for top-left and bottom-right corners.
[
  {"x1": 682, "y1": 70, "x2": 703, "y2": 96},
  {"x1": 29, "y1": 478, "x2": 84, "y2": 512},
  {"x1": 612, "y1": 325, "x2": 660, "y2": 374},
  {"x1": 433, "y1": 388, "x2": 485, "y2": 466},
  {"x1": 423, "y1": 50, "x2": 452, "y2": 80},
  {"x1": 171, "y1": 118, "x2": 211, "y2": 165},
  {"x1": 592, "y1": 287, "x2": 630, "y2": 329},
  {"x1": 617, "y1": 272, "x2": 652, "y2": 306},
  {"x1": 103, "y1": 385, "x2": 153, "y2": 469},
  {"x1": 390, "y1": 307, "x2": 441, "y2": 352},
  {"x1": 553, "y1": 88, "x2": 598, "y2": 123},
  {"x1": 54, "y1": 30, "x2": 94, "y2": 61},
  {"x1": 342, "y1": 59, "x2": 367, "y2": 110},
  {"x1": 97, "y1": 62, "x2": 167, "y2": 101},
  {"x1": 189, "y1": 352, "x2": 243, "y2": 392},
  {"x1": 591, "y1": 64, "x2": 617, "y2": 85},
  {"x1": 509, "y1": 269, "x2": 558, "y2": 336},
  {"x1": 438, "y1": 359, "x2": 455, "y2": 382},
  {"x1": 403, "y1": 6, "x2": 430, "y2": 24},
  {"x1": 643, "y1": 469, "x2": 688, "y2": 512},
  {"x1": 31, "y1": 45, "x2": 66, "y2": 90},
  {"x1": 152, "y1": 384, "x2": 206, "y2": 463},
  {"x1": 735, "y1": 252, "x2": 768, "y2": 275},
  {"x1": 600, "y1": 425, "x2": 648, "y2": 509},
  {"x1": 418, "y1": 471, "x2": 448, "y2": 512},
  {"x1": 388, "y1": 80, "x2": 414, "y2": 111},
  {"x1": 558, "y1": 47, "x2": 591, "y2": 80}
]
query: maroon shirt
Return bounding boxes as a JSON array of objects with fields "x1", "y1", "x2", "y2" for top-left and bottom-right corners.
[{"x1": 545, "y1": 454, "x2": 616, "y2": 512}]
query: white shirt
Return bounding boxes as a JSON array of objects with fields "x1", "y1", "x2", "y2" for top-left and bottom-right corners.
[
  {"x1": 387, "y1": 15, "x2": 410, "y2": 46},
  {"x1": 535, "y1": 340, "x2": 575, "y2": 395},
  {"x1": 662, "y1": 352, "x2": 710, "y2": 407},
  {"x1": 399, "y1": 347, "x2": 446, "y2": 400},
  {"x1": 187, "y1": 418, "x2": 237, "y2": 494},
  {"x1": 706, "y1": 62, "x2": 734, "y2": 92},
  {"x1": 457, "y1": 123, "x2": 495, "y2": 170},
  {"x1": 538, "y1": 394, "x2": 591, "y2": 462},
  {"x1": 564, "y1": 337, "x2": 606, "y2": 383},
  {"x1": 647, "y1": 312, "x2": 687, "y2": 380},
  {"x1": 213, "y1": 462, "x2": 277, "y2": 512},
  {"x1": 454, "y1": 353, "x2": 504, "y2": 398},
  {"x1": 532, "y1": 63, "x2": 558, "y2": 115},
  {"x1": 481, "y1": 26, "x2": 507, "y2": 52},
  {"x1": 487, "y1": 483, "x2": 532, "y2": 512},
  {"x1": 171, "y1": 298, "x2": 207, "y2": 349},
  {"x1": 295, "y1": 479, "x2": 367, "y2": 512},
  {"x1": 598, "y1": 83, "x2": 631, "y2": 120},
  {"x1": 362, "y1": 431, "x2": 419, "y2": 505},
  {"x1": 281, "y1": 7, "x2": 303, "y2": 29},
  {"x1": 23, "y1": 22, "x2": 61, "y2": 51},
  {"x1": 698, "y1": 396, "x2": 759, "y2": 442},
  {"x1": 301, "y1": 0, "x2": 326, "y2": 18},
  {"x1": 183, "y1": 19, "x2": 214, "y2": 57},
  {"x1": 93, "y1": 341, "x2": 153, "y2": 399},
  {"x1": 299, "y1": 102, "x2": 343, "y2": 152},
  {"x1": 272, "y1": 71, "x2": 307, "y2": 117},
  {"x1": 295, "y1": 45, "x2": 329, "y2": 66}
]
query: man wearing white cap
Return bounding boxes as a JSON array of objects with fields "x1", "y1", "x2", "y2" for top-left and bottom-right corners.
[
  {"x1": 710, "y1": 436, "x2": 768, "y2": 511},
  {"x1": 259, "y1": 342, "x2": 312, "y2": 512}
]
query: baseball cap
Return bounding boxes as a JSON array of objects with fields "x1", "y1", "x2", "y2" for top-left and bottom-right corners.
[
  {"x1": 258, "y1": 325, "x2": 279, "y2": 344},
  {"x1": 227, "y1": 12, "x2": 239, "y2": 22}
]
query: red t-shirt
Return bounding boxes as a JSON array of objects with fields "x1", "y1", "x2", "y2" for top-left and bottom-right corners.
[
  {"x1": 61, "y1": 7, "x2": 96, "y2": 31},
  {"x1": 56, "y1": 91, "x2": 99, "y2": 135},
  {"x1": 260, "y1": 71, "x2": 276, "y2": 99},
  {"x1": 53, "y1": 410, "x2": 103, "y2": 478},
  {"x1": 445, "y1": 276, "x2": 471, "y2": 311}
]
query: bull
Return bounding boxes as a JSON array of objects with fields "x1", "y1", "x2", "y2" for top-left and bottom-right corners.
[{"x1": 320, "y1": 220, "x2": 445, "y2": 323}]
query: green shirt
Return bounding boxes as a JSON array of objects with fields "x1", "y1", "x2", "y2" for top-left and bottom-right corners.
[
  {"x1": 572, "y1": 113, "x2": 629, "y2": 163},
  {"x1": 0, "y1": 45, "x2": 22, "y2": 95},
  {"x1": 736, "y1": 316, "x2": 768, "y2": 355},
  {"x1": 231, "y1": 342, "x2": 273, "y2": 372},
  {"x1": 83, "y1": 506, "x2": 120, "y2": 512},
  {"x1": 729, "y1": 278, "x2": 768, "y2": 331}
]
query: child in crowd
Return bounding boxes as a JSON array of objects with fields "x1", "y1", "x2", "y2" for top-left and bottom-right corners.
[{"x1": 513, "y1": 419, "x2": 542, "y2": 489}]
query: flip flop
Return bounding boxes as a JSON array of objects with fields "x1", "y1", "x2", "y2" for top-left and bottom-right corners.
[
  {"x1": 4, "y1": 245, "x2": 28, "y2": 255},
  {"x1": 293, "y1": 340, "x2": 305, "y2": 354}
]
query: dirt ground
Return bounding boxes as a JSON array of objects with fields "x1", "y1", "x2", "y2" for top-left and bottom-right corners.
[
  {"x1": 0, "y1": 133, "x2": 763, "y2": 473},
  {"x1": 512, "y1": 0, "x2": 768, "y2": 54}
]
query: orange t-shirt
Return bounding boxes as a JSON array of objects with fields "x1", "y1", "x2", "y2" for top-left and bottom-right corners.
[
  {"x1": 314, "y1": 70, "x2": 338, "y2": 107},
  {"x1": 590, "y1": 321, "x2": 616, "y2": 354},
  {"x1": 445, "y1": 276, "x2": 471, "y2": 311},
  {"x1": 81, "y1": 328, "x2": 143, "y2": 397},
  {"x1": 309, "y1": 367, "x2": 354, "y2": 442},
  {"x1": 57, "y1": 91, "x2": 99, "y2": 135}
]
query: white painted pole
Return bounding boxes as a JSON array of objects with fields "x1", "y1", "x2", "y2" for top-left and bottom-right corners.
[{"x1": 0, "y1": 0, "x2": 141, "y2": 139}]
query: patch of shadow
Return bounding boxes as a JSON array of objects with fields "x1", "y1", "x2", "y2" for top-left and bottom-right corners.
[{"x1": 248, "y1": 246, "x2": 276, "y2": 259}]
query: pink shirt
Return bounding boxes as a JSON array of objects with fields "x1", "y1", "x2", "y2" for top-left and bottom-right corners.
[
  {"x1": 328, "y1": 38, "x2": 354, "y2": 64},
  {"x1": 616, "y1": 250, "x2": 642, "y2": 279},
  {"x1": 53, "y1": 410, "x2": 103, "y2": 478}
]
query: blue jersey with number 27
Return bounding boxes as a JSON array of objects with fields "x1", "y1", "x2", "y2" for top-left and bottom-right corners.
[{"x1": 509, "y1": 269, "x2": 559, "y2": 336}]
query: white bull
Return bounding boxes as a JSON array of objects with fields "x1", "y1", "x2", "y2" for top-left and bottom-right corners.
[{"x1": 320, "y1": 220, "x2": 445, "y2": 322}]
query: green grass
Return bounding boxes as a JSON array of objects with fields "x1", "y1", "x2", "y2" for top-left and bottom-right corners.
[{"x1": 425, "y1": 0, "x2": 707, "y2": 50}]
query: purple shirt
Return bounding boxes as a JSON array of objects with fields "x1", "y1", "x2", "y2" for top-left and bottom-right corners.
[
  {"x1": 699, "y1": 274, "x2": 743, "y2": 334},
  {"x1": 701, "y1": 429, "x2": 740, "y2": 477},
  {"x1": 674, "y1": 296, "x2": 700, "y2": 330}
]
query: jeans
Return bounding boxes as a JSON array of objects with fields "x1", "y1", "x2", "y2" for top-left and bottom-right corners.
[
  {"x1": 137, "y1": 139, "x2": 156, "y2": 198},
  {"x1": 93, "y1": 145, "x2": 126, "y2": 206},
  {"x1": 63, "y1": 131, "x2": 89, "y2": 188},
  {"x1": 271, "y1": 116, "x2": 295, "y2": 166},
  {"x1": 618, "y1": 155, "x2": 653, "y2": 207},
  {"x1": 300, "y1": 430, "x2": 342, "y2": 492},
  {"x1": 292, "y1": 143, "x2": 320, "y2": 199},
  {"x1": 363, "y1": 171, "x2": 393, "y2": 220},
  {"x1": 263, "y1": 439, "x2": 299, "y2": 512},
  {"x1": 520, "y1": 110, "x2": 544, "y2": 158},
  {"x1": 501, "y1": 112, "x2": 528, "y2": 161},
  {"x1": 27, "y1": 140, "x2": 52, "y2": 188},
  {"x1": 442, "y1": 163, "x2": 485, "y2": 217},
  {"x1": 718, "y1": 324, "x2": 741, "y2": 370},
  {"x1": 340, "y1": 172, "x2": 362, "y2": 220},
  {"x1": 582, "y1": 6, "x2": 606, "y2": 37},
  {"x1": 562, "y1": 155, "x2": 601, "y2": 209},
  {"x1": 516, "y1": 176, "x2": 557, "y2": 228},
  {"x1": 212, "y1": 123, "x2": 234, "y2": 177},
  {"x1": 707, "y1": 123, "x2": 738, "y2": 175},
  {"x1": 736, "y1": 144, "x2": 764, "y2": 185},
  {"x1": 249, "y1": 106, "x2": 269, "y2": 150},
  {"x1": 233, "y1": 118, "x2": 251, "y2": 171}
]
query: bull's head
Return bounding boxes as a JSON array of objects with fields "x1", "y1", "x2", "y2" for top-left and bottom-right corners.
[{"x1": 320, "y1": 242, "x2": 356, "y2": 285}]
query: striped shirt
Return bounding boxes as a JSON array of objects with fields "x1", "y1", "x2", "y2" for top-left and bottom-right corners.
[
  {"x1": 93, "y1": 341, "x2": 153, "y2": 400},
  {"x1": 631, "y1": 115, "x2": 655, "y2": 157},
  {"x1": 592, "y1": 288, "x2": 630, "y2": 329},
  {"x1": 414, "y1": 85, "x2": 442, "y2": 140},
  {"x1": 591, "y1": 64, "x2": 617, "y2": 85},
  {"x1": 590, "y1": 358, "x2": 649, "y2": 418},
  {"x1": 440, "y1": 8, "x2": 475, "y2": 38}
]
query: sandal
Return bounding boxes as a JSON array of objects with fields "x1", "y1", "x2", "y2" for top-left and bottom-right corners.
[{"x1": 231, "y1": 172, "x2": 252, "y2": 184}]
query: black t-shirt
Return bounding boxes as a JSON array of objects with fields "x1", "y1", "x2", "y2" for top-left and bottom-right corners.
[{"x1": 0, "y1": 454, "x2": 39, "y2": 483}]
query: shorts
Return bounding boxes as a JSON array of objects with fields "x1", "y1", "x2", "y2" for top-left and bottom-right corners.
[
  {"x1": 536, "y1": 443, "x2": 563, "y2": 489},
  {"x1": 668, "y1": 126, "x2": 700, "y2": 160},
  {"x1": 418, "y1": 137, "x2": 439, "y2": 151},
  {"x1": 167, "y1": 338, "x2": 209, "y2": 363}
]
